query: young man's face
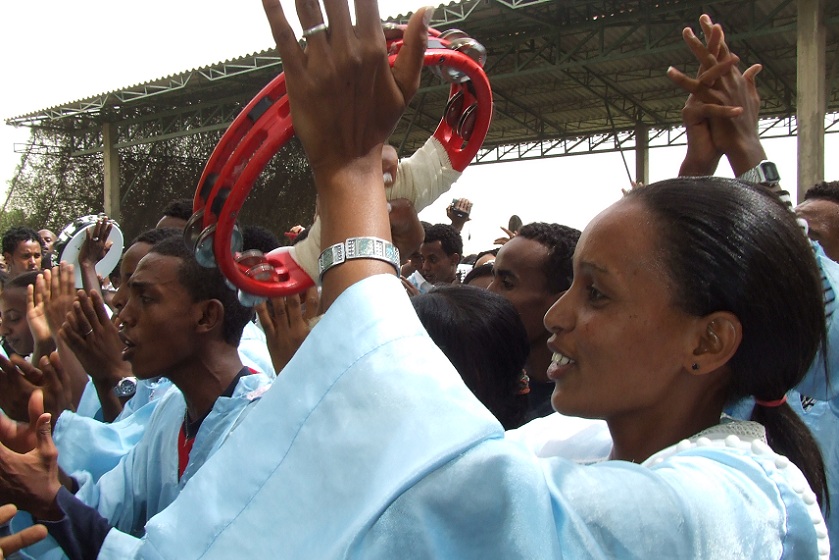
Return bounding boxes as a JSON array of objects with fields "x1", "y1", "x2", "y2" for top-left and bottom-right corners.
[
  {"x1": 4, "y1": 240, "x2": 42, "y2": 278},
  {"x1": 419, "y1": 240, "x2": 459, "y2": 285},
  {"x1": 118, "y1": 253, "x2": 201, "y2": 379}
]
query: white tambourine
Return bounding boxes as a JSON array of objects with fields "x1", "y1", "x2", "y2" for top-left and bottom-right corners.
[{"x1": 53, "y1": 214, "x2": 124, "y2": 288}]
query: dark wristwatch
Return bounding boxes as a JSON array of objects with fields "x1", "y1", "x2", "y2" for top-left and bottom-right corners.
[
  {"x1": 737, "y1": 160, "x2": 780, "y2": 187},
  {"x1": 114, "y1": 377, "x2": 138, "y2": 398}
]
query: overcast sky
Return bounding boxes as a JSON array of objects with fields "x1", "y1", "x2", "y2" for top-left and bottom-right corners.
[{"x1": 2, "y1": 0, "x2": 836, "y2": 253}]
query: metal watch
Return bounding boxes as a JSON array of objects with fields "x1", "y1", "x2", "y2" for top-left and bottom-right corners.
[
  {"x1": 736, "y1": 160, "x2": 780, "y2": 187},
  {"x1": 114, "y1": 376, "x2": 138, "y2": 398}
]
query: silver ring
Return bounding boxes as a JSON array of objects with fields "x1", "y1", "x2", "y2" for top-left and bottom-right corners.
[
  {"x1": 83, "y1": 328, "x2": 94, "y2": 337},
  {"x1": 302, "y1": 23, "x2": 329, "y2": 38},
  {"x1": 92, "y1": 236, "x2": 100, "y2": 242}
]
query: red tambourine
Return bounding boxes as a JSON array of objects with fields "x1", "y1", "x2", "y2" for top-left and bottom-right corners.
[{"x1": 185, "y1": 28, "x2": 492, "y2": 303}]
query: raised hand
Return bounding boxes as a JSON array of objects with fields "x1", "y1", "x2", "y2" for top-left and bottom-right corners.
[
  {"x1": 60, "y1": 290, "x2": 130, "y2": 390},
  {"x1": 261, "y1": 0, "x2": 429, "y2": 179},
  {"x1": 0, "y1": 411, "x2": 64, "y2": 521},
  {"x1": 256, "y1": 287, "x2": 319, "y2": 373},
  {"x1": 0, "y1": 354, "x2": 74, "y2": 426},
  {"x1": 0, "y1": 389, "x2": 45, "y2": 455},
  {"x1": 668, "y1": 14, "x2": 765, "y2": 175}
]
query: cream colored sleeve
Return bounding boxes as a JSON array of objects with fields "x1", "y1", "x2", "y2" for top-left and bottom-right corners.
[
  {"x1": 386, "y1": 136, "x2": 462, "y2": 212},
  {"x1": 290, "y1": 136, "x2": 462, "y2": 284}
]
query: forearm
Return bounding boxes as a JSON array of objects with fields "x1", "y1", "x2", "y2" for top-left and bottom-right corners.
[
  {"x1": 316, "y1": 157, "x2": 394, "y2": 311},
  {"x1": 79, "y1": 262, "x2": 103, "y2": 298}
]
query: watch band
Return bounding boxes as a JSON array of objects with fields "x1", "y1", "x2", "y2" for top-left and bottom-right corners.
[{"x1": 318, "y1": 237, "x2": 401, "y2": 281}]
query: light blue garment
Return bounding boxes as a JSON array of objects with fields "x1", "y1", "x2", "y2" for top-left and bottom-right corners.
[
  {"x1": 74, "y1": 372, "x2": 271, "y2": 536},
  {"x1": 92, "y1": 275, "x2": 825, "y2": 559},
  {"x1": 74, "y1": 378, "x2": 103, "y2": 421},
  {"x1": 238, "y1": 320, "x2": 276, "y2": 378},
  {"x1": 796, "y1": 245, "x2": 839, "y2": 399},
  {"x1": 114, "y1": 378, "x2": 173, "y2": 423},
  {"x1": 21, "y1": 373, "x2": 270, "y2": 559}
]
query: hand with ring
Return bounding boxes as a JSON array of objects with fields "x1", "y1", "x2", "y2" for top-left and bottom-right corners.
[{"x1": 60, "y1": 290, "x2": 132, "y2": 422}]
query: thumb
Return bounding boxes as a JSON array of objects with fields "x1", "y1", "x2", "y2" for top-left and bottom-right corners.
[
  {"x1": 391, "y1": 6, "x2": 431, "y2": 102},
  {"x1": 35, "y1": 413, "x2": 56, "y2": 457},
  {"x1": 28, "y1": 390, "x2": 45, "y2": 427}
]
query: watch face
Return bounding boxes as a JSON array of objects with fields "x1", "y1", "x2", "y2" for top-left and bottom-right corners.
[
  {"x1": 759, "y1": 162, "x2": 781, "y2": 183},
  {"x1": 115, "y1": 378, "x2": 137, "y2": 397}
]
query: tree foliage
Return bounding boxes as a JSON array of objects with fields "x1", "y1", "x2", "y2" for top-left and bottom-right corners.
[{"x1": 2, "y1": 126, "x2": 316, "y2": 246}]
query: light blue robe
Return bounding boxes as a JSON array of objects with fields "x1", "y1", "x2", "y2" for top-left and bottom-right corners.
[{"x1": 90, "y1": 275, "x2": 825, "y2": 559}]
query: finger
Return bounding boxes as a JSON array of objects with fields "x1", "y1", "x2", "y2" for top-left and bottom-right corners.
[
  {"x1": 11, "y1": 357, "x2": 42, "y2": 386},
  {"x1": 321, "y1": 0, "x2": 352, "y2": 42},
  {"x1": 0, "y1": 504, "x2": 16, "y2": 525},
  {"x1": 60, "y1": 263, "x2": 76, "y2": 297},
  {"x1": 391, "y1": 7, "x2": 431, "y2": 103},
  {"x1": 285, "y1": 293, "x2": 304, "y2": 325},
  {"x1": 71, "y1": 301, "x2": 93, "y2": 337},
  {"x1": 352, "y1": 0, "x2": 382, "y2": 37},
  {"x1": 0, "y1": 523, "x2": 48, "y2": 555},
  {"x1": 79, "y1": 293, "x2": 100, "y2": 332},
  {"x1": 682, "y1": 26, "x2": 716, "y2": 70},
  {"x1": 27, "y1": 390, "x2": 44, "y2": 428},
  {"x1": 89, "y1": 290, "x2": 111, "y2": 326},
  {"x1": 262, "y1": 0, "x2": 303, "y2": 71},
  {"x1": 35, "y1": 413, "x2": 56, "y2": 460},
  {"x1": 696, "y1": 55, "x2": 740, "y2": 87},
  {"x1": 255, "y1": 302, "x2": 276, "y2": 337},
  {"x1": 743, "y1": 63, "x2": 763, "y2": 83},
  {"x1": 687, "y1": 103, "x2": 743, "y2": 121},
  {"x1": 302, "y1": 286, "x2": 320, "y2": 321},
  {"x1": 666, "y1": 66, "x2": 701, "y2": 93}
]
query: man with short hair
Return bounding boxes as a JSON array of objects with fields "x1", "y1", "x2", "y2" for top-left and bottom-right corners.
[
  {"x1": 419, "y1": 223, "x2": 462, "y2": 286},
  {"x1": 38, "y1": 229, "x2": 56, "y2": 254},
  {"x1": 0, "y1": 236, "x2": 272, "y2": 559},
  {"x1": 796, "y1": 181, "x2": 839, "y2": 263},
  {"x1": 155, "y1": 198, "x2": 193, "y2": 230},
  {"x1": 2, "y1": 227, "x2": 43, "y2": 279},
  {"x1": 489, "y1": 222, "x2": 580, "y2": 420}
]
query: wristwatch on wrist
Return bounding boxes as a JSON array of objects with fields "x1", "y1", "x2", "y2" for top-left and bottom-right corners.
[
  {"x1": 114, "y1": 376, "x2": 138, "y2": 398},
  {"x1": 736, "y1": 160, "x2": 780, "y2": 187}
]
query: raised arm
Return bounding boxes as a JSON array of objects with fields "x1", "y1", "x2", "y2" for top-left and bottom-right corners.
[{"x1": 262, "y1": 0, "x2": 429, "y2": 309}]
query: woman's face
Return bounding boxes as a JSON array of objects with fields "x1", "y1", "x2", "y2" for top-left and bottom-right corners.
[
  {"x1": 543, "y1": 199, "x2": 700, "y2": 420},
  {"x1": 0, "y1": 286, "x2": 34, "y2": 356}
]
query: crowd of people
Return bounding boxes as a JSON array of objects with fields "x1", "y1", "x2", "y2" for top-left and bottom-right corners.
[{"x1": 0, "y1": 2, "x2": 835, "y2": 558}]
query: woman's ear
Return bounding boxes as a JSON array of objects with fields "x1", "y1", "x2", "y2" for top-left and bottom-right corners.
[{"x1": 686, "y1": 311, "x2": 742, "y2": 374}]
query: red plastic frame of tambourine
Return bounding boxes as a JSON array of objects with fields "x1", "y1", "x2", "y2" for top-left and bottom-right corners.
[{"x1": 198, "y1": 46, "x2": 492, "y2": 298}]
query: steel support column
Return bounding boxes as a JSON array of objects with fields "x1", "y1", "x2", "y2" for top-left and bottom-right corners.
[
  {"x1": 797, "y1": 0, "x2": 826, "y2": 198},
  {"x1": 102, "y1": 122, "x2": 121, "y2": 221},
  {"x1": 635, "y1": 122, "x2": 649, "y2": 185}
]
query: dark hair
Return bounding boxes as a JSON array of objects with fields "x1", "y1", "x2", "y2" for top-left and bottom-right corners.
[
  {"x1": 475, "y1": 247, "x2": 499, "y2": 263},
  {"x1": 131, "y1": 227, "x2": 182, "y2": 247},
  {"x1": 160, "y1": 198, "x2": 194, "y2": 221},
  {"x1": 626, "y1": 177, "x2": 828, "y2": 507},
  {"x1": 803, "y1": 181, "x2": 839, "y2": 206},
  {"x1": 424, "y1": 223, "x2": 463, "y2": 257},
  {"x1": 1, "y1": 270, "x2": 40, "y2": 291},
  {"x1": 517, "y1": 222, "x2": 580, "y2": 294},
  {"x1": 242, "y1": 225, "x2": 281, "y2": 254},
  {"x1": 148, "y1": 237, "x2": 253, "y2": 347},
  {"x1": 2, "y1": 227, "x2": 42, "y2": 256},
  {"x1": 412, "y1": 285, "x2": 529, "y2": 429},
  {"x1": 463, "y1": 263, "x2": 494, "y2": 286}
]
